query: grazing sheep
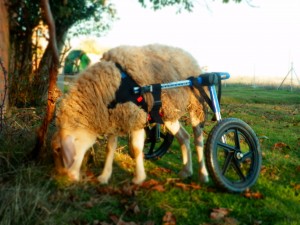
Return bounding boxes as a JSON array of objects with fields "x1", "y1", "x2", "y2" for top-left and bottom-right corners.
[{"x1": 52, "y1": 44, "x2": 209, "y2": 184}]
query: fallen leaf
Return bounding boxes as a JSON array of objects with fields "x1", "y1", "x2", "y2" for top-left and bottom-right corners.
[
  {"x1": 162, "y1": 211, "x2": 176, "y2": 225},
  {"x1": 83, "y1": 170, "x2": 99, "y2": 183},
  {"x1": 121, "y1": 183, "x2": 138, "y2": 196},
  {"x1": 224, "y1": 217, "x2": 239, "y2": 225},
  {"x1": 133, "y1": 204, "x2": 140, "y2": 214},
  {"x1": 189, "y1": 182, "x2": 201, "y2": 190},
  {"x1": 174, "y1": 182, "x2": 201, "y2": 191},
  {"x1": 109, "y1": 214, "x2": 137, "y2": 225},
  {"x1": 125, "y1": 202, "x2": 141, "y2": 214},
  {"x1": 141, "y1": 179, "x2": 160, "y2": 189},
  {"x1": 149, "y1": 167, "x2": 172, "y2": 176},
  {"x1": 98, "y1": 222, "x2": 111, "y2": 225},
  {"x1": 292, "y1": 183, "x2": 300, "y2": 190},
  {"x1": 109, "y1": 214, "x2": 119, "y2": 224},
  {"x1": 260, "y1": 165, "x2": 267, "y2": 174},
  {"x1": 210, "y1": 208, "x2": 230, "y2": 220},
  {"x1": 174, "y1": 182, "x2": 190, "y2": 191},
  {"x1": 97, "y1": 186, "x2": 121, "y2": 195},
  {"x1": 253, "y1": 220, "x2": 263, "y2": 225},
  {"x1": 151, "y1": 184, "x2": 165, "y2": 192},
  {"x1": 272, "y1": 142, "x2": 290, "y2": 150},
  {"x1": 83, "y1": 201, "x2": 94, "y2": 209},
  {"x1": 244, "y1": 190, "x2": 264, "y2": 199}
]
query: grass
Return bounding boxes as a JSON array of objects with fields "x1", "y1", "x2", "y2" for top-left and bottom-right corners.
[{"x1": 0, "y1": 84, "x2": 300, "y2": 225}]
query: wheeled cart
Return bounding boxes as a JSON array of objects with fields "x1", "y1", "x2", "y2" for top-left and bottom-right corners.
[{"x1": 134, "y1": 72, "x2": 262, "y2": 193}]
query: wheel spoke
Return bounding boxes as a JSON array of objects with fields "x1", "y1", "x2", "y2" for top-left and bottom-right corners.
[
  {"x1": 217, "y1": 141, "x2": 236, "y2": 152},
  {"x1": 222, "y1": 152, "x2": 234, "y2": 175},
  {"x1": 144, "y1": 125, "x2": 174, "y2": 159},
  {"x1": 148, "y1": 141, "x2": 155, "y2": 154},
  {"x1": 232, "y1": 159, "x2": 246, "y2": 181},
  {"x1": 160, "y1": 133, "x2": 166, "y2": 139},
  {"x1": 234, "y1": 129, "x2": 241, "y2": 150},
  {"x1": 240, "y1": 151, "x2": 253, "y2": 163}
]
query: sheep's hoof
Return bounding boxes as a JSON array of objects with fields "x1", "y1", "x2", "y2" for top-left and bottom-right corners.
[
  {"x1": 68, "y1": 171, "x2": 80, "y2": 181},
  {"x1": 198, "y1": 167, "x2": 209, "y2": 183},
  {"x1": 97, "y1": 175, "x2": 109, "y2": 184},
  {"x1": 132, "y1": 175, "x2": 146, "y2": 185},
  {"x1": 199, "y1": 174, "x2": 209, "y2": 183},
  {"x1": 178, "y1": 168, "x2": 193, "y2": 179}
]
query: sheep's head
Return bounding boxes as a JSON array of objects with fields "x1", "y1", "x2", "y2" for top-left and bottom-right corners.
[{"x1": 51, "y1": 131, "x2": 76, "y2": 180}]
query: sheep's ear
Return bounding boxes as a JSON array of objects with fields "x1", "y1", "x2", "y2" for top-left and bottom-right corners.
[
  {"x1": 61, "y1": 135, "x2": 76, "y2": 168},
  {"x1": 51, "y1": 132, "x2": 64, "y2": 170}
]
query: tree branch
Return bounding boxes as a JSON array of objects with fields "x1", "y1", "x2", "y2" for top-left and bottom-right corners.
[{"x1": 41, "y1": 0, "x2": 59, "y2": 65}]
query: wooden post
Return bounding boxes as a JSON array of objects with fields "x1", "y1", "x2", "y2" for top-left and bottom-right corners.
[{"x1": 0, "y1": 1, "x2": 9, "y2": 130}]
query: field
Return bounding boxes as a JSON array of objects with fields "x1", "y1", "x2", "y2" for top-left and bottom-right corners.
[{"x1": 0, "y1": 85, "x2": 300, "y2": 225}]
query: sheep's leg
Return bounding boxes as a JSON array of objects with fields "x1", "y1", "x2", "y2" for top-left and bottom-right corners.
[
  {"x1": 130, "y1": 129, "x2": 146, "y2": 184},
  {"x1": 97, "y1": 135, "x2": 118, "y2": 184},
  {"x1": 190, "y1": 111, "x2": 209, "y2": 183},
  {"x1": 164, "y1": 120, "x2": 193, "y2": 179},
  {"x1": 64, "y1": 130, "x2": 97, "y2": 181}
]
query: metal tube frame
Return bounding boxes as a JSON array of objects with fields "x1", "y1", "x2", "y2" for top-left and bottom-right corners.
[{"x1": 133, "y1": 74, "x2": 228, "y2": 123}]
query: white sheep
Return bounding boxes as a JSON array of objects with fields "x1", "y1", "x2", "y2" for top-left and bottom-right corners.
[{"x1": 52, "y1": 44, "x2": 209, "y2": 184}]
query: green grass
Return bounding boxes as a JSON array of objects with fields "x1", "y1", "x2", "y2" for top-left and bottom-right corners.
[{"x1": 1, "y1": 85, "x2": 300, "y2": 225}]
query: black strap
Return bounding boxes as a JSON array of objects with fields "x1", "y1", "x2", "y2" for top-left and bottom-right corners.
[
  {"x1": 148, "y1": 84, "x2": 163, "y2": 124},
  {"x1": 189, "y1": 75, "x2": 222, "y2": 121},
  {"x1": 190, "y1": 77, "x2": 213, "y2": 109},
  {"x1": 108, "y1": 65, "x2": 148, "y2": 112},
  {"x1": 108, "y1": 64, "x2": 164, "y2": 124}
]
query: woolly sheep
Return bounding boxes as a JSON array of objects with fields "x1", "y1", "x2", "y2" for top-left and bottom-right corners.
[{"x1": 52, "y1": 44, "x2": 209, "y2": 184}]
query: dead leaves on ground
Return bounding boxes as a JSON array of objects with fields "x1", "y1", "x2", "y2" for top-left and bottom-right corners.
[
  {"x1": 96, "y1": 211, "x2": 176, "y2": 225},
  {"x1": 210, "y1": 208, "x2": 230, "y2": 220},
  {"x1": 243, "y1": 190, "x2": 264, "y2": 199},
  {"x1": 200, "y1": 207, "x2": 240, "y2": 225},
  {"x1": 273, "y1": 142, "x2": 289, "y2": 150},
  {"x1": 140, "y1": 178, "x2": 202, "y2": 193},
  {"x1": 94, "y1": 176, "x2": 202, "y2": 197},
  {"x1": 67, "y1": 168, "x2": 264, "y2": 225}
]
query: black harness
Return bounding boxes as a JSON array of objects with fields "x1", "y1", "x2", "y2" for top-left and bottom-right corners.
[
  {"x1": 108, "y1": 64, "x2": 163, "y2": 124},
  {"x1": 108, "y1": 64, "x2": 223, "y2": 124}
]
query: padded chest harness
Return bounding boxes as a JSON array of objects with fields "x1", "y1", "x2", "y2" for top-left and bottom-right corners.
[{"x1": 108, "y1": 64, "x2": 163, "y2": 124}]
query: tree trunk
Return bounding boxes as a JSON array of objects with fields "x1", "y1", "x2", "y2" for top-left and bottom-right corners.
[
  {"x1": 31, "y1": 0, "x2": 62, "y2": 160},
  {"x1": 8, "y1": 31, "x2": 35, "y2": 107}
]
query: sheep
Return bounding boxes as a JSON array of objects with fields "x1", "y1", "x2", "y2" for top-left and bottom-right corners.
[{"x1": 51, "y1": 44, "x2": 209, "y2": 185}]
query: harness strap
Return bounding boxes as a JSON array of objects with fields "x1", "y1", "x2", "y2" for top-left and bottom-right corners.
[
  {"x1": 108, "y1": 64, "x2": 147, "y2": 112},
  {"x1": 189, "y1": 75, "x2": 222, "y2": 121},
  {"x1": 108, "y1": 64, "x2": 163, "y2": 124},
  {"x1": 148, "y1": 84, "x2": 163, "y2": 124}
]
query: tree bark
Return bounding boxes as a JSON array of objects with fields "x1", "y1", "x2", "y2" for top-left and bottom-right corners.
[{"x1": 31, "y1": 0, "x2": 61, "y2": 159}]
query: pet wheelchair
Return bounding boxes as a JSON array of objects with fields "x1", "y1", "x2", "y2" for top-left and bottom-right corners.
[{"x1": 133, "y1": 73, "x2": 262, "y2": 193}]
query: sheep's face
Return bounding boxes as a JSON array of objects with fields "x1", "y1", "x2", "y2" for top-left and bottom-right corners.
[{"x1": 51, "y1": 131, "x2": 76, "y2": 179}]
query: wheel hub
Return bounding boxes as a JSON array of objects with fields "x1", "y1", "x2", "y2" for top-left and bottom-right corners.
[{"x1": 236, "y1": 152, "x2": 244, "y2": 160}]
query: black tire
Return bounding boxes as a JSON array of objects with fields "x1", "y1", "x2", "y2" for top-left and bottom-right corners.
[
  {"x1": 205, "y1": 118, "x2": 262, "y2": 192},
  {"x1": 144, "y1": 124, "x2": 174, "y2": 160}
]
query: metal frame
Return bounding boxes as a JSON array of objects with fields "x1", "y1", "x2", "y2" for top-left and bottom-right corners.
[{"x1": 133, "y1": 72, "x2": 230, "y2": 123}]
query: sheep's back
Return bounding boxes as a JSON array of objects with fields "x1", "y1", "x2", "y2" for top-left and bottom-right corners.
[{"x1": 102, "y1": 44, "x2": 206, "y2": 123}]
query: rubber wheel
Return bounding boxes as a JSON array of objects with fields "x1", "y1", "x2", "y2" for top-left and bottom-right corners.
[
  {"x1": 144, "y1": 124, "x2": 174, "y2": 160},
  {"x1": 205, "y1": 118, "x2": 262, "y2": 192}
]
